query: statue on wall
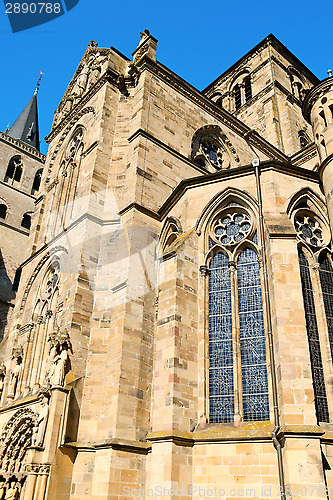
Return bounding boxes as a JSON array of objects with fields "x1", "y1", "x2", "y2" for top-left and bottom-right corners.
[
  {"x1": 7, "y1": 347, "x2": 23, "y2": 400},
  {"x1": 72, "y1": 61, "x2": 89, "y2": 99},
  {"x1": 0, "y1": 363, "x2": 6, "y2": 402},
  {"x1": 4, "y1": 482, "x2": 19, "y2": 500},
  {"x1": 45, "y1": 329, "x2": 72, "y2": 388},
  {"x1": 31, "y1": 393, "x2": 49, "y2": 447},
  {"x1": 0, "y1": 481, "x2": 5, "y2": 500},
  {"x1": 88, "y1": 55, "x2": 101, "y2": 89}
]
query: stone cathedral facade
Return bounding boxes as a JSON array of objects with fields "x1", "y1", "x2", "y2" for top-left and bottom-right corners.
[{"x1": 0, "y1": 31, "x2": 333, "y2": 499}]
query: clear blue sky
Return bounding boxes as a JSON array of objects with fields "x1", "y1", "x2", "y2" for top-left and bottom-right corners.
[{"x1": 0, "y1": 0, "x2": 332, "y2": 154}]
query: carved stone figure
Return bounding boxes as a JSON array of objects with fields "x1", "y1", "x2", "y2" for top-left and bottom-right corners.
[
  {"x1": 4, "y1": 482, "x2": 19, "y2": 500},
  {"x1": 0, "y1": 481, "x2": 5, "y2": 500},
  {"x1": 44, "y1": 344, "x2": 58, "y2": 385},
  {"x1": 31, "y1": 395, "x2": 49, "y2": 447},
  {"x1": 7, "y1": 349, "x2": 23, "y2": 399},
  {"x1": 88, "y1": 57, "x2": 101, "y2": 88},
  {"x1": 46, "y1": 329, "x2": 72, "y2": 387},
  {"x1": 50, "y1": 345, "x2": 69, "y2": 387},
  {"x1": 73, "y1": 62, "x2": 89, "y2": 99},
  {"x1": 0, "y1": 363, "x2": 6, "y2": 401}
]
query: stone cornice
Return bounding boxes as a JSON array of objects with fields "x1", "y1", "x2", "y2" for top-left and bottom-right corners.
[
  {"x1": 158, "y1": 160, "x2": 319, "y2": 219},
  {"x1": 290, "y1": 143, "x2": 317, "y2": 167},
  {"x1": 64, "y1": 438, "x2": 151, "y2": 454},
  {"x1": 19, "y1": 213, "x2": 121, "y2": 269},
  {"x1": 0, "y1": 132, "x2": 45, "y2": 162}
]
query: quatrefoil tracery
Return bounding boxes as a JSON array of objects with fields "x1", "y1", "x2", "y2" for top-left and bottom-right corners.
[
  {"x1": 212, "y1": 212, "x2": 252, "y2": 246},
  {"x1": 294, "y1": 214, "x2": 324, "y2": 248}
]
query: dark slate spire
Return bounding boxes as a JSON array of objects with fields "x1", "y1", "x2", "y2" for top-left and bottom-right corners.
[{"x1": 6, "y1": 73, "x2": 43, "y2": 151}]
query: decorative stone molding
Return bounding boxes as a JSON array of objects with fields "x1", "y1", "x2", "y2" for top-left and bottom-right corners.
[
  {"x1": 25, "y1": 463, "x2": 51, "y2": 475},
  {"x1": 19, "y1": 246, "x2": 68, "y2": 312}
]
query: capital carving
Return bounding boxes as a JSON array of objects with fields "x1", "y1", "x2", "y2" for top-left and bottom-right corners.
[{"x1": 199, "y1": 265, "x2": 210, "y2": 277}]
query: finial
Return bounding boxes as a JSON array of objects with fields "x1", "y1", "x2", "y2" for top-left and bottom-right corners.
[
  {"x1": 328, "y1": 69, "x2": 333, "y2": 78},
  {"x1": 88, "y1": 40, "x2": 98, "y2": 47},
  {"x1": 34, "y1": 71, "x2": 44, "y2": 95},
  {"x1": 140, "y1": 29, "x2": 150, "y2": 39}
]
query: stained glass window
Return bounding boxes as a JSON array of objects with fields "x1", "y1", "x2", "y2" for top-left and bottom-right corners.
[
  {"x1": 209, "y1": 252, "x2": 234, "y2": 422},
  {"x1": 238, "y1": 248, "x2": 269, "y2": 421},
  {"x1": 299, "y1": 249, "x2": 330, "y2": 423},
  {"x1": 319, "y1": 255, "x2": 333, "y2": 362}
]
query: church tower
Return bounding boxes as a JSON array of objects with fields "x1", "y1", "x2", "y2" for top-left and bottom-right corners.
[{"x1": 0, "y1": 80, "x2": 45, "y2": 343}]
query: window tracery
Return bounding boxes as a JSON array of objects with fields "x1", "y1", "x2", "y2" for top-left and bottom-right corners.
[
  {"x1": 291, "y1": 200, "x2": 332, "y2": 422},
  {"x1": 207, "y1": 204, "x2": 269, "y2": 423},
  {"x1": 191, "y1": 126, "x2": 239, "y2": 172}
]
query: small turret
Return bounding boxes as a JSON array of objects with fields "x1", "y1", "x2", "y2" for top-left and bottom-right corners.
[{"x1": 303, "y1": 75, "x2": 333, "y2": 231}]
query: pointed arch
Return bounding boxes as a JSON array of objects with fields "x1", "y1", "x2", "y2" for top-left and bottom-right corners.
[
  {"x1": 287, "y1": 187, "x2": 328, "y2": 220},
  {"x1": 196, "y1": 187, "x2": 259, "y2": 236},
  {"x1": 0, "y1": 408, "x2": 38, "y2": 474},
  {"x1": 159, "y1": 216, "x2": 182, "y2": 254}
]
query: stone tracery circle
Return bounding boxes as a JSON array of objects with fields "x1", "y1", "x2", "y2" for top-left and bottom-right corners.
[
  {"x1": 212, "y1": 211, "x2": 252, "y2": 246},
  {"x1": 294, "y1": 213, "x2": 324, "y2": 247}
]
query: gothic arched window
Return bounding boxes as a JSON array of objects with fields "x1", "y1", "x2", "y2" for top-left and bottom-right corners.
[
  {"x1": 293, "y1": 208, "x2": 331, "y2": 423},
  {"x1": 208, "y1": 205, "x2": 269, "y2": 423},
  {"x1": 4, "y1": 156, "x2": 23, "y2": 185},
  {"x1": 0, "y1": 204, "x2": 7, "y2": 219},
  {"x1": 21, "y1": 213, "x2": 32, "y2": 230},
  {"x1": 244, "y1": 76, "x2": 252, "y2": 102},
  {"x1": 234, "y1": 84, "x2": 241, "y2": 110},
  {"x1": 31, "y1": 168, "x2": 43, "y2": 195}
]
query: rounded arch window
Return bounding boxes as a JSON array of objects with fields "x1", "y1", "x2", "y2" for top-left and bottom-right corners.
[
  {"x1": 0, "y1": 204, "x2": 7, "y2": 219},
  {"x1": 4, "y1": 156, "x2": 23, "y2": 184},
  {"x1": 21, "y1": 212, "x2": 32, "y2": 230},
  {"x1": 31, "y1": 168, "x2": 43, "y2": 195}
]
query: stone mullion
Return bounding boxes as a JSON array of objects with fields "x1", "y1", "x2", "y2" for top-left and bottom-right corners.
[
  {"x1": 199, "y1": 264, "x2": 209, "y2": 421},
  {"x1": 230, "y1": 260, "x2": 242, "y2": 424}
]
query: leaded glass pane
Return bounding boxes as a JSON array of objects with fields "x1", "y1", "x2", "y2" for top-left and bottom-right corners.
[
  {"x1": 319, "y1": 255, "x2": 333, "y2": 364},
  {"x1": 299, "y1": 250, "x2": 329, "y2": 423},
  {"x1": 238, "y1": 248, "x2": 269, "y2": 421},
  {"x1": 209, "y1": 252, "x2": 234, "y2": 422}
]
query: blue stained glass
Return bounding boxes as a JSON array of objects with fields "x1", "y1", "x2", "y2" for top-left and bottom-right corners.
[
  {"x1": 209, "y1": 252, "x2": 234, "y2": 422},
  {"x1": 299, "y1": 250, "x2": 330, "y2": 423},
  {"x1": 238, "y1": 248, "x2": 269, "y2": 421}
]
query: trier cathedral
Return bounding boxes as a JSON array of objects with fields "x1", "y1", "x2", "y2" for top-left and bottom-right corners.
[{"x1": 1, "y1": 31, "x2": 333, "y2": 499}]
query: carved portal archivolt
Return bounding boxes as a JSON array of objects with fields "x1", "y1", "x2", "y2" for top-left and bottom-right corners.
[{"x1": 0, "y1": 394, "x2": 51, "y2": 497}]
